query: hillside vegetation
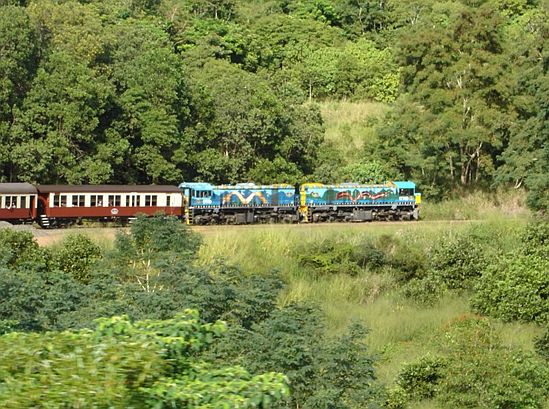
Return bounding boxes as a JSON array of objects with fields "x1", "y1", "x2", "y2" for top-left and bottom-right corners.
[
  {"x1": 1, "y1": 216, "x2": 549, "y2": 408},
  {"x1": 0, "y1": 0, "x2": 547, "y2": 211}
]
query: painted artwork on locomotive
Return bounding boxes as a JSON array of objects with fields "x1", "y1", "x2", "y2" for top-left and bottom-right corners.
[
  {"x1": 179, "y1": 182, "x2": 296, "y2": 208},
  {"x1": 301, "y1": 181, "x2": 418, "y2": 206}
]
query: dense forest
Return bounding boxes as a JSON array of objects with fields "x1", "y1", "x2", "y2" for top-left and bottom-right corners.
[{"x1": 0, "y1": 0, "x2": 547, "y2": 210}]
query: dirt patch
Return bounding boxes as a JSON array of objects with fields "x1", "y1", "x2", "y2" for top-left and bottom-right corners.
[{"x1": 31, "y1": 227, "x2": 121, "y2": 246}]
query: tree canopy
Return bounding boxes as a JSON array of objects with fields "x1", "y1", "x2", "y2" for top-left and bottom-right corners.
[{"x1": 0, "y1": 0, "x2": 548, "y2": 210}]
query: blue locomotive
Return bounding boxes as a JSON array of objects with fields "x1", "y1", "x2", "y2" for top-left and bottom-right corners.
[
  {"x1": 179, "y1": 181, "x2": 421, "y2": 224},
  {"x1": 179, "y1": 182, "x2": 299, "y2": 224},
  {"x1": 299, "y1": 181, "x2": 421, "y2": 222}
]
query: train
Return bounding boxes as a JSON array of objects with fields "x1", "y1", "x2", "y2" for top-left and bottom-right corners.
[{"x1": 0, "y1": 181, "x2": 421, "y2": 227}]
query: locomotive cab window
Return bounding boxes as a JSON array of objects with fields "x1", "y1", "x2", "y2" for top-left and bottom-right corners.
[
  {"x1": 399, "y1": 188, "x2": 414, "y2": 196},
  {"x1": 192, "y1": 190, "x2": 211, "y2": 198}
]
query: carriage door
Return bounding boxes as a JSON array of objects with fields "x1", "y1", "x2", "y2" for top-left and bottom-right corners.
[{"x1": 30, "y1": 195, "x2": 36, "y2": 218}]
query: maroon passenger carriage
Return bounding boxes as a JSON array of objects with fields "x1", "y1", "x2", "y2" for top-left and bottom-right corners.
[
  {"x1": 0, "y1": 183, "x2": 37, "y2": 223},
  {"x1": 36, "y1": 185, "x2": 183, "y2": 227}
]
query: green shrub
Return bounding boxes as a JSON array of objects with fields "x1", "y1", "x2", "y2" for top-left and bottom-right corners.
[
  {"x1": 389, "y1": 318, "x2": 549, "y2": 409},
  {"x1": 522, "y1": 220, "x2": 548, "y2": 258},
  {"x1": 429, "y1": 229, "x2": 491, "y2": 289},
  {"x1": 471, "y1": 255, "x2": 549, "y2": 323},
  {"x1": 534, "y1": 327, "x2": 549, "y2": 361},
  {"x1": 210, "y1": 305, "x2": 381, "y2": 409},
  {"x1": 375, "y1": 234, "x2": 428, "y2": 281},
  {"x1": 349, "y1": 237, "x2": 386, "y2": 269},
  {"x1": 54, "y1": 234, "x2": 102, "y2": 283},
  {"x1": 0, "y1": 229, "x2": 50, "y2": 268},
  {"x1": 396, "y1": 355, "x2": 446, "y2": 400},
  {"x1": 437, "y1": 318, "x2": 549, "y2": 409},
  {"x1": 385, "y1": 386, "x2": 408, "y2": 409},
  {"x1": 296, "y1": 240, "x2": 361, "y2": 276},
  {"x1": 399, "y1": 275, "x2": 448, "y2": 305},
  {"x1": 0, "y1": 311, "x2": 289, "y2": 408},
  {"x1": 0, "y1": 319, "x2": 18, "y2": 335}
]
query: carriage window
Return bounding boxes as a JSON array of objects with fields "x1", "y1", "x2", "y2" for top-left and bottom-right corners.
[
  {"x1": 108, "y1": 195, "x2": 121, "y2": 206},
  {"x1": 145, "y1": 195, "x2": 158, "y2": 206},
  {"x1": 127, "y1": 195, "x2": 141, "y2": 207},
  {"x1": 399, "y1": 188, "x2": 414, "y2": 196},
  {"x1": 4, "y1": 195, "x2": 17, "y2": 208},
  {"x1": 72, "y1": 195, "x2": 85, "y2": 207},
  {"x1": 90, "y1": 195, "x2": 103, "y2": 207},
  {"x1": 166, "y1": 195, "x2": 171, "y2": 207},
  {"x1": 53, "y1": 194, "x2": 67, "y2": 207},
  {"x1": 21, "y1": 196, "x2": 27, "y2": 208}
]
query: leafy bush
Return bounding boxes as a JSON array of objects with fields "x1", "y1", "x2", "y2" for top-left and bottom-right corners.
[
  {"x1": 0, "y1": 217, "x2": 284, "y2": 332},
  {"x1": 0, "y1": 319, "x2": 18, "y2": 335},
  {"x1": 399, "y1": 275, "x2": 448, "y2": 305},
  {"x1": 53, "y1": 234, "x2": 102, "y2": 283},
  {"x1": 0, "y1": 264, "x2": 86, "y2": 332},
  {"x1": 522, "y1": 220, "x2": 549, "y2": 258},
  {"x1": 429, "y1": 228, "x2": 492, "y2": 289},
  {"x1": 211, "y1": 304, "x2": 381, "y2": 409},
  {"x1": 111, "y1": 215, "x2": 202, "y2": 268},
  {"x1": 392, "y1": 317, "x2": 549, "y2": 409},
  {"x1": 437, "y1": 318, "x2": 549, "y2": 409},
  {"x1": 0, "y1": 228, "x2": 50, "y2": 268},
  {"x1": 396, "y1": 355, "x2": 446, "y2": 400},
  {"x1": 376, "y1": 234, "x2": 428, "y2": 281},
  {"x1": 296, "y1": 234, "x2": 427, "y2": 279},
  {"x1": 471, "y1": 255, "x2": 549, "y2": 323},
  {"x1": 534, "y1": 327, "x2": 549, "y2": 361},
  {"x1": 0, "y1": 311, "x2": 289, "y2": 408},
  {"x1": 349, "y1": 237, "x2": 386, "y2": 269},
  {"x1": 296, "y1": 240, "x2": 361, "y2": 276}
]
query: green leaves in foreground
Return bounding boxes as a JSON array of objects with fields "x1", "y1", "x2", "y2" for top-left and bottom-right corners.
[{"x1": 0, "y1": 310, "x2": 288, "y2": 408}]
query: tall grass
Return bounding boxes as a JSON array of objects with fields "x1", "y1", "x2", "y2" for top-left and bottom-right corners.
[
  {"x1": 319, "y1": 100, "x2": 388, "y2": 165},
  {"x1": 197, "y1": 222, "x2": 454, "y2": 275},
  {"x1": 421, "y1": 189, "x2": 529, "y2": 221}
]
